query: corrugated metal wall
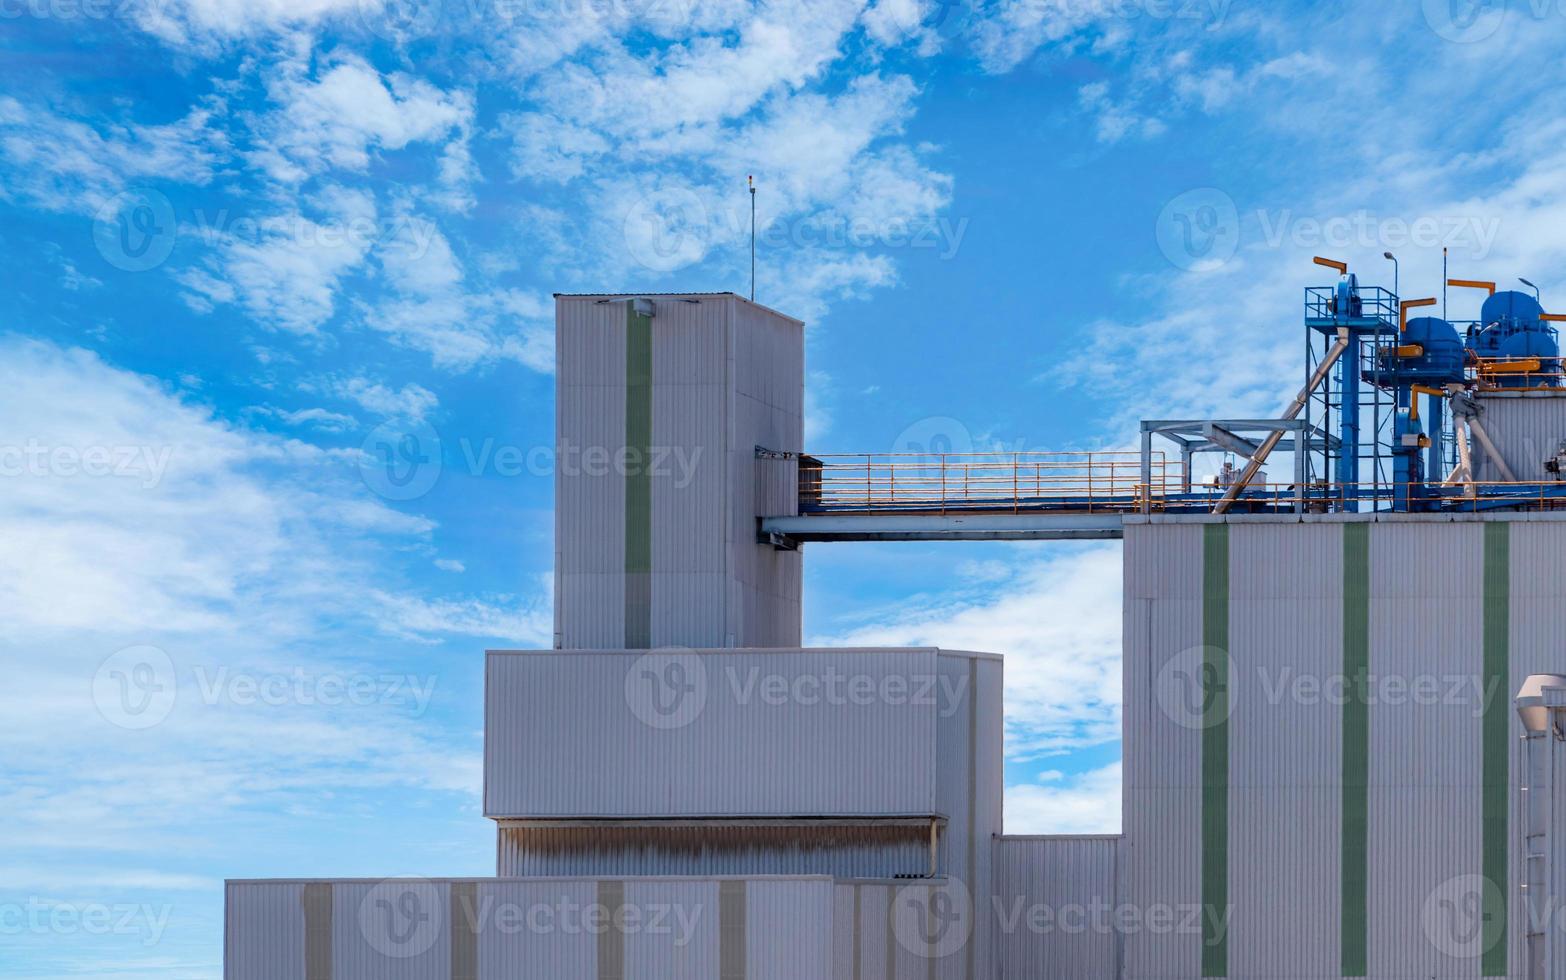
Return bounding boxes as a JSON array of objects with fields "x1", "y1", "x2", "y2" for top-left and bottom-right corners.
[
  {"x1": 225, "y1": 877, "x2": 836, "y2": 980},
  {"x1": 485, "y1": 648, "x2": 948, "y2": 818},
  {"x1": 554, "y1": 294, "x2": 802, "y2": 651},
  {"x1": 1471, "y1": 393, "x2": 1566, "y2": 483},
  {"x1": 1123, "y1": 515, "x2": 1566, "y2": 979},
  {"x1": 992, "y1": 836, "x2": 1122, "y2": 980}
]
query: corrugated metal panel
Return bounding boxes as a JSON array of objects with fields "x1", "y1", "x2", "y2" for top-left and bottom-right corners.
[
  {"x1": 992, "y1": 837, "x2": 1121, "y2": 979},
  {"x1": 485, "y1": 648, "x2": 948, "y2": 818},
  {"x1": 1228, "y1": 523, "x2": 1342, "y2": 977},
  {"x1": 227, "y1": 877, "x2": 836, "y2": 980},
  {"x1": 554, "y1": 293, "x2": 803, "y2": 652},
  {"x1": 1472, "y1": 393, "x2": 1566, "y2": 483},
  {"x1": 497, "y1": 825, "x2": 929, "y2": 878},
  {"x1": 225, "y1": 881, "x2": 304, "y2": 980},
  {"x1": 555, "y1": 298, "x2": 628, "y2": 649},
  {"x1": 1122, "y1": 522, "x2": 1204, "y2": 979},
  {"x1": 1123, "y1": 517, "x2": 1539, "y2": 980}
]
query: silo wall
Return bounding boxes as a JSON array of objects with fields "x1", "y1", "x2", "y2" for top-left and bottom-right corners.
[{"x1": 1123, "y1": 514, "x2": 1566, "y2": 979}]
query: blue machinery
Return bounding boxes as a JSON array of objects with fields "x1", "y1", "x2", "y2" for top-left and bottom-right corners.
[{"x1": 762, "y1": 259, "x2": 1566, "y2": 545}]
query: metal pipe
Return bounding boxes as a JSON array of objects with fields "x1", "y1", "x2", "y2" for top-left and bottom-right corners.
[
  {"x1": 1215, "y1": 330, "x2": 1350, "y2": 514},
  {"x1": 1466, "y1": 415, "x2": 1518, "y2": 483}
]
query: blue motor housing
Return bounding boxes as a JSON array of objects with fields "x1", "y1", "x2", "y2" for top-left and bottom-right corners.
[
  {"x1": 1468, "y1": 289, "x2": 1559, "y2": 387},
  {"x1": 1396, "y1": 316, "x2": 1466, "y2": 384}
]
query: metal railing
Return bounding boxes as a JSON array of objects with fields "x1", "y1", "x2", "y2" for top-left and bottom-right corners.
[
  {"x1": 795, "y1": 459, "x2": 1566, "y2": 516},
  {"x1": 798, "y1": 451, "x2": 1177, "y2": 514},
  {"x1": 1471, "y1": 355, "x2": 1566, "y2": 389}
]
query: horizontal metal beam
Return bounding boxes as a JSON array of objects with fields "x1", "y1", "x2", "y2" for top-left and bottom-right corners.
[{"x1": 761, "y1": 513, "x2": 1124, "y2": 544}]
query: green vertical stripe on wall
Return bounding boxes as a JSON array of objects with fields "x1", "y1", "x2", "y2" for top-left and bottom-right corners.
[
  {"x1": 1201, "y1": 523, "x2": 1229, "y2": 978},
  {"x1": 1341, "y1": 523, "x2": 1370, "y2": 977},
  {"x1": 624, "y1": 301, "x2": 653, "y2": 648},
  {"x1": 1482, "y1": 522, "x2": 1509, "y2": 977}
]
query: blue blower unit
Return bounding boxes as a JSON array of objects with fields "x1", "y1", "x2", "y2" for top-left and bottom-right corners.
[
  {"x1": 1467, "y1": 289, "x2": 1560, "y2": 387},
  {"x1": 1397, "y1": 316, "x2": 1466, "y2": 384}
]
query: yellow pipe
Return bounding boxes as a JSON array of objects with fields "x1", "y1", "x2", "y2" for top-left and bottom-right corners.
[
  {"x1": 1313, "y1": 256, "x2": 1348, "y2": 275},
  {"x1": 1393, "y1": 344, "x2": 1425, "y2": 358},
  {"x1": 1479, "y1": 359, "x2": 1542, "y2": 374},
  {"x1": 1542, "y1": 313, "x2": 1566, "y2": 323},
  {"x1": 1448, "y1": 278, "x2": 1496, "y2": 296},
  {"x1": 1400, "y1": 297, "x2": 1437, "y2": 332},
  {"x1": 1408, "y1": 384, "x2": 1446, "y2": 423}
]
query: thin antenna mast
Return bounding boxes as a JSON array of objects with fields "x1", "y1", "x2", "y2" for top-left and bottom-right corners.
[{"x1": 748, "y1": 175, "x2": 756, "y2": 301}]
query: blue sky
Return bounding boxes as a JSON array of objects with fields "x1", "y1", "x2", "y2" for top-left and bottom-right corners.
[{"x1": 5, "y1": 0, "x2": 1566, "y2": 975}]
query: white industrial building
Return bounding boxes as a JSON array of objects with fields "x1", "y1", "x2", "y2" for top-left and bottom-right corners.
[{"x1": 227, "y1": 288, "x2": 1566, "y2": 979}]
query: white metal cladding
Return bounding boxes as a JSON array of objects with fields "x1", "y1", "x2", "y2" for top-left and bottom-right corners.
[
  {"x1": 1472, "y1": 393, "x2": 1566, "y2": 483},
  {"x1": 1122, "y1": 522, "x2": 1205, "y2": 979},
  {"x1": 1227, "y1": 522, "x2": 1343, "y2": 977},
  {"x1": 933, "y1": 652, "x2": 1004, "y2": 980},
  {"x1": 553, "y1": 294, "x2": 803, "y2": 651},
  {"x1": 991, "y1": 837, "x2": 1122, "y2": 980},
  {"x1": 555, "y1": 298, "x2": 628, "y2": 649},
  {"x1": 1122, "y1": 516, "x2": 1551, "y2": 980},
  {"x1": 497, "y1": 824, "x2": 931, "y2": 878},
  {"x1": 485, "y1": 648, "x2": 997, "y2": 819},
  {"x1": 225, "y1": 877, "x2": 836, "y2": 980},
  {"x1": 225, "y1": 881, "x2": 305, "y2": 980}
]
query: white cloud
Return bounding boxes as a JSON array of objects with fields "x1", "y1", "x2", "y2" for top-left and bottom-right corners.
[
  {"x1": 180, "y1": 185, "x2": 377, "y2": 334},
  {"x1": 1005, "y1": 762, "x2": 1121, "y2": 835},
  {"x1": 332, "y1": 377, "x2": 439, "y2": 420},
  {"x1": 254, "y1": 55, "x2": 474, "y2": 184},
  {"x1": 819, "y1": 544, "x2": 1122, "y2": 759},
  {"x1": 0, "y1": 96, "x2": 226, "y2": 214}
]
